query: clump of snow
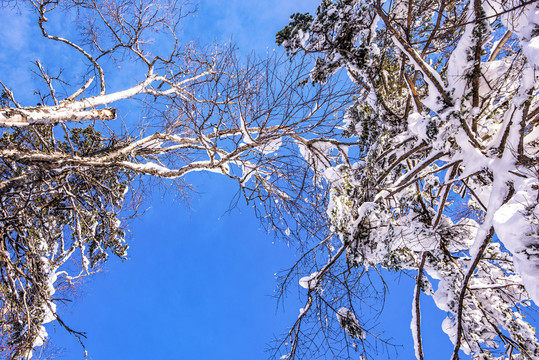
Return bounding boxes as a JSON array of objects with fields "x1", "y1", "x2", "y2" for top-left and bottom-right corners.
[
  {"x1": 297, "y1": 140, "x2": 336, "y2": 172},
  {"x1": 297, "y1": 29, "x2": 309, "y2": 47},
  {"x1": 32, "y1": 325, "x2": 48, "y2": 348},
  {"x1": 493, "y1": 179, "x2": 539, "y2": 304},
  {"x1": 299, "y1": 271, "x2": 319, "y2": 289},
  {"x1": 285, "y1": 227, "x2": 291, "y2": 237},
  {"x1": 256, "y1": 137, "x2": 282, "y2": 154},
  {"x1": 336, "y1": 307, "x2": 365, "y2": 340},
  {"x1": 407, "y1": 113, "x2": 430, "y2": 140}
]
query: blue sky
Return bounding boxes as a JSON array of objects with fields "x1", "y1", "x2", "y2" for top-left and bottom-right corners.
[
  {"x1": 51, "y1": 176, "x2": 305, "y2": 359},
  {"x1": 0, "y1": 1, "x2": 456, "y2": 359}
]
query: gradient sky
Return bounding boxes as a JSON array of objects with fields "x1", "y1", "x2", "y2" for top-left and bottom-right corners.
[{"x1": 0, "y1": 1, "x2": 456, "y2": 359}]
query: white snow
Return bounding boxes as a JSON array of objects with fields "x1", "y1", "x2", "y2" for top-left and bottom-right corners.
[
  {"x1": 493, "y1": 179, "x2": 539, "y2": 304},
  {"x1": 407, "y1": 113, "x2": 430, "y2": 141},
  {"x1": 299, "y1": 271, "x2": 319, "y2": 289}
]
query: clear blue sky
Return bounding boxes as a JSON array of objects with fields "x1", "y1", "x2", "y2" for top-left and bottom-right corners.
[{"x1": 0, "y1": 1, "x2": 455, "y2": 359}]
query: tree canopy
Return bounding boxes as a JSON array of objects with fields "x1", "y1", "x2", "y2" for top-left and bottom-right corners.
[
  {"x1": 276, "y1": 0, "x2": 539, "y2": 359},
  {"x1": 1, "y1": 0, "x2": 539, "y2": 359}
]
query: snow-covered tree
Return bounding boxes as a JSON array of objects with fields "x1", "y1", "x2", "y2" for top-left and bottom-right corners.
[
  {"x1": 276, "y1": 0, "x2": 539, "y2": 359},
  {"x1": 0, "y1": 1, "x2": 357, "y2": 358}
]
